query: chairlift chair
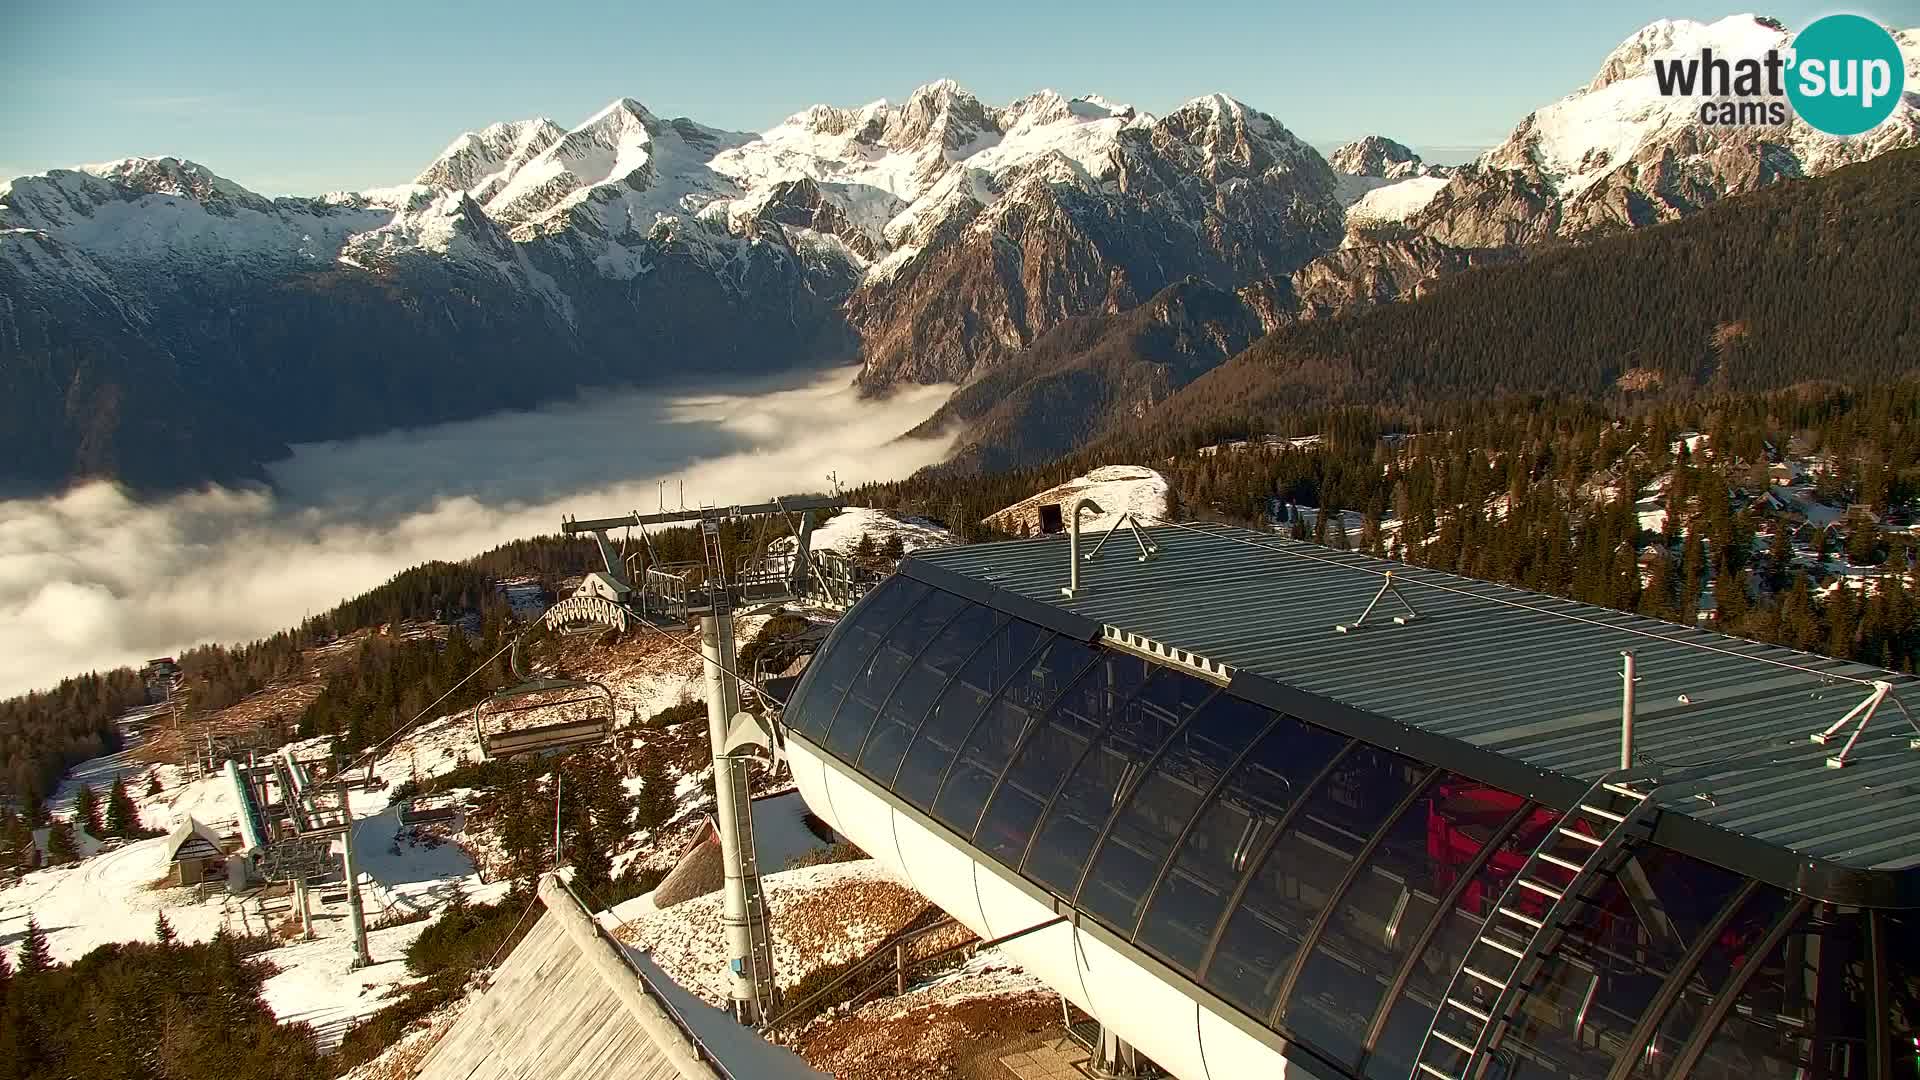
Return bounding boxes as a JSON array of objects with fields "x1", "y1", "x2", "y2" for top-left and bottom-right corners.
[{"x1": 472, "y1": 637, "x2": 617, "y2": 760}]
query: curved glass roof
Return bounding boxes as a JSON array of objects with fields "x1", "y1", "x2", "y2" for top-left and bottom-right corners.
[{"x1": 784, "y1": 575, "x2": 1910, "y2": 1080}]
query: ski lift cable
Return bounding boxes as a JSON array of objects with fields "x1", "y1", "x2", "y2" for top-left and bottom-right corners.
[
  {"x1": 617, "y1": 600, "x2": 794, "y2": 709},
  {"x1": 483, "y1": 886, "x2": 544, "y2": 973},
  {"x1": 343, "y1": 621, "x2": 541, "y2": 775}
]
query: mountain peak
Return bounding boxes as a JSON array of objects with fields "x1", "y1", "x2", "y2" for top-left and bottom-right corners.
[
  {"x1": 887, "y1": 78, "x2": 995, "y2": 153},
  {"x1": 1329, "y1": 136, "x2": 1447, "y2": 179},
  {"x1": 1585, "y1": 14, "x2": 1790, "y2": 92},
  {"x1": 417, "y1": 119, "x2": 564, "y2": 191},
  {"x1": 78, "y1": 156, "x2": 260, "y2": 202},
  {"x1": 905, "y1": 78, "x2": 975, "y2": 106}
]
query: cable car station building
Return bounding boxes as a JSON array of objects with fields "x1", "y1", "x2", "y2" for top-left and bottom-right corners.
[{"x1": 780, "y1": 522, "x2": 1920, "y2": 1080}]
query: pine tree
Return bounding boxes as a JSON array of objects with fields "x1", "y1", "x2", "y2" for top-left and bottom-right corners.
[
  {"x1": 155, "y1": 911, "x2": 177, "y2": 945},
  {"x1": 1768, "y1": 525, "x2": 1793, "y2": 590},
  {"x1": 17, "y1": 917, "x2": 50, "y2": 975},
  {"x1": 146, "y1": 772, "x2": 163, "y2": 798},
  {"x1": 566, "y1": 815, "x2": 613, "y2": 891},
  {"x1": 1826, "y1": 581, "x2": 1860, "y2": 660},
  {"x1": 105, "y1": 776, "x2": 140, "y2": 838},
  {"x1": 0, "y1": 812, "x2": 30, "y2": 872},
  {"x1": 73, "y1": 784, "x2": 103, "y2": 837},
  {"x1": 45, "y1": 820, "x2": 78, "y2": 864},
  {"x1": 633, "y1": 752, "x2": 676, "y2": 834}
]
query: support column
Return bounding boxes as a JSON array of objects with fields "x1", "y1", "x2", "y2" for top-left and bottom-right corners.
[
  {"x1": 296, "y1": 878, "x2": 314, "y2": 940},
  {"x1": 342, "y1": 822, "x2": 371, "y2": 968},
  {"x1": 1092, "y1": 1026, "x2": 1146, "y2": 1079},
  {"x1": 702, "y1": 614, "x2": 768, "y2": 1023}
]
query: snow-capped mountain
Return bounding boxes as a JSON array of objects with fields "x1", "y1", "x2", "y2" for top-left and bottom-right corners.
[
  {"x1": 5, "y1": 17, "x2": 1919, "y2": 495},
  {"x1": 1, "y1": 80, "x2": 1349, "y2": 492},
  {"x1": 1409, "y1": 14, "x2": 1920, "y2": 246}
]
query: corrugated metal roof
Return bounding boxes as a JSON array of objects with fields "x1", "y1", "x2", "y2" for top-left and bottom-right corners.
[{"x1": 908, "y1": 523, "x2": 1920, "y2": 879}]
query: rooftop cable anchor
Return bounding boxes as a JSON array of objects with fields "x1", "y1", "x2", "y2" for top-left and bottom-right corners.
[
  {"x1": 1809, "y1": 679, "x2": 1918, "y2": 768},
  {"x1": 1334, "y1": 569, "x2": 1419, "y2": 634}
]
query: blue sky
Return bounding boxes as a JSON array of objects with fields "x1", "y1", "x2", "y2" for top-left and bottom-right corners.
[{"x1": 5, "y1": 1, "x2": 1916, "y2": 195}]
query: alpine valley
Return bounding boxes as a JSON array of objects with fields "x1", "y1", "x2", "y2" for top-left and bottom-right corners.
[{"x1": 3, "y1": 14, "x2": 1917, "y2": 496}]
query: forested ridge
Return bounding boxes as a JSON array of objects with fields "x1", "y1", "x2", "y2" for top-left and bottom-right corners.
[
  {"x1": 1160, "y1": 147, "x2": 1919, "y2": 426},
  {"x1": 857, "y1": 381, "x2": 1920, "y2": 673}
]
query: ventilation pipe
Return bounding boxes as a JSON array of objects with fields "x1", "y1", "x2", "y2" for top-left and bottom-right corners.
[{"x1": 1062, "y1": 497, "x2": 1105, "y2": 598}]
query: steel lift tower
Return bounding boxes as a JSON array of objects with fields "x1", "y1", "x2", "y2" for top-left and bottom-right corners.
[{"x1": 559, "y1": 495, "x2": 856, "y2": 1025}]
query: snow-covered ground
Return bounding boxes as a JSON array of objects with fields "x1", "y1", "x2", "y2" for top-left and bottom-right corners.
[
  {"x1": 777, "y1": 505, "x2": 954, "y2": 556},
  {"x1": 611, "y1": 859, "x2": 922, "y2": 1003},
  {"x1": 985, "y1": 465, "x2": 1171, "y2": 536},
  {"x1": 0, "y1": 833, "x2": 231, "y2": 961},
  {"x1": 261, "y1": 916, "x2": 447, "y2": 1053},
  {"x1": 48, "y1": 705, "x2": 168, "y2": 815}
]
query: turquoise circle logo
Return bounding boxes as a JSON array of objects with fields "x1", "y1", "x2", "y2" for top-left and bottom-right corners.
[{"x1": 1787, "y1": 14, "x2": 1907, "y2": 136}]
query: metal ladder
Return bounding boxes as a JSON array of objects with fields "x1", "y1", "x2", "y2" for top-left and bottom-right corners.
[
  {"x1": 1410, "y1": 772, "x2": 1659, "y2": 1080},
  {"x1": 699, "y1": 506, "x2": 731, "y2": 620},
  {"x1": 701, "y1": 505, "x2": 780, "y2": 1017}
]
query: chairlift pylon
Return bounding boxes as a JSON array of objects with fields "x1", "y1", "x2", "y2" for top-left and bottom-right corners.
[{"x1": 471, "y1": 635, "x2": 616, "y2": 760}]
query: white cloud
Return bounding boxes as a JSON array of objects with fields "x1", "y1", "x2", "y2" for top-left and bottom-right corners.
[{"x1": 0, "y1": 367, "x2": 954, "y2": 699}]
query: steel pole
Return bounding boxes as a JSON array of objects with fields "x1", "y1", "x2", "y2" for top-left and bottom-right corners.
[
  {"x1": 342, "y1": 820, "x2": 371, "y2": 968},
  {"x1": 1620, "y1": 651, "x2": 1637, "y2": 771},
  {"x1": 702, "y1": 615, "x2": 759, "y2": 1022}
]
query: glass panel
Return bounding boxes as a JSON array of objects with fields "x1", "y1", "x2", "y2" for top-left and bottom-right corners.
[
  {"x1": 1134, "y1": 713, "x2": 1347, "y2": 974},
  {"x1": 1881, "y1": 912, "x2": 1918, "y2": 1080},
  {"x1": 973, "y1": 652, "x2": 1151, "y2": 868},
  {"x1": 1630, "y1": 886, "x2": 1790, "y2": 1079},
  {"x1": 892, "y1": 619, "x2": 1049, "y2": 810},
  {"x1": 1366, "y1": 804, "x2": 1561, "y2": 1080},
  {"x1": 1204, "y1": 744, "x2": 1422, "y2": 1021},
  {"x1": 783, "y1": 576, "x2": 925, "y2": 737},
  {"x1": 856, "y1": 604, "x2": 1004, "y2": 783},
  {"x1": 1076, "y1": 695, "x2": 1268, "y2": 933},
  {"x1": 823, "y1": 589, "x2": 968, "y2": 756},
  {"x1": 1281, "y1": 775, "x2": 1523, "y2": 1069},
  {"x1": 1690, "y1": 905, "x2": 1871, "y2": 1080},
  {"x1": 1485, "y1": 848, "x2": 1746, "y2": 1080},
  {"x1": 931, "y1": 636, "x2": 1097, "y2": 835},
  {"x1": 1023, "y1": 666, "x2": 1213, "y2": 896}
]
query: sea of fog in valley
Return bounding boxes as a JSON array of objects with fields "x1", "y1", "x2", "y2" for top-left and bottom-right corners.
[{"x1": 0, "y1": 367, "x2": 954, "y2": 699}]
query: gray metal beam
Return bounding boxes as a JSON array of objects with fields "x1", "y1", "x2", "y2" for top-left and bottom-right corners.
[{"x1": 561, "y1": 494, "x2": 842, "y2": 533}]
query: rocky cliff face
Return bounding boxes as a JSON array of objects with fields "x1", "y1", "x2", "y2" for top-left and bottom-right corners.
[
  {"x1": 848, "y1": 95, "x2": 1345, "y2": 388},
  {"x1": 1330, "y1": 136, "x2": 1449, "y2": 179}
]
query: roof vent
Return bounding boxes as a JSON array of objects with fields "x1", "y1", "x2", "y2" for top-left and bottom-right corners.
[{"x1": 1061, "y1": 497, "x2": 1158, "y2": 598}]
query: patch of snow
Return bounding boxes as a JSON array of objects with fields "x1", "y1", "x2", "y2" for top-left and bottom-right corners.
[
  {"x1": 984, "y1": 465, "x2": 1171, "y2": 535},
  {"x1": 1346, "y1": 175, "x2": 1448, "y2": 225},
  {"x1": 773, "y1": 505, "x2": 954, "y2": 558}
]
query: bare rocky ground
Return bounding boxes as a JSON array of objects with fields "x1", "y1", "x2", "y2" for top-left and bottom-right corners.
[{"x1": 794, "y1": 984, "x2": 1065, "y2": 1080}]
